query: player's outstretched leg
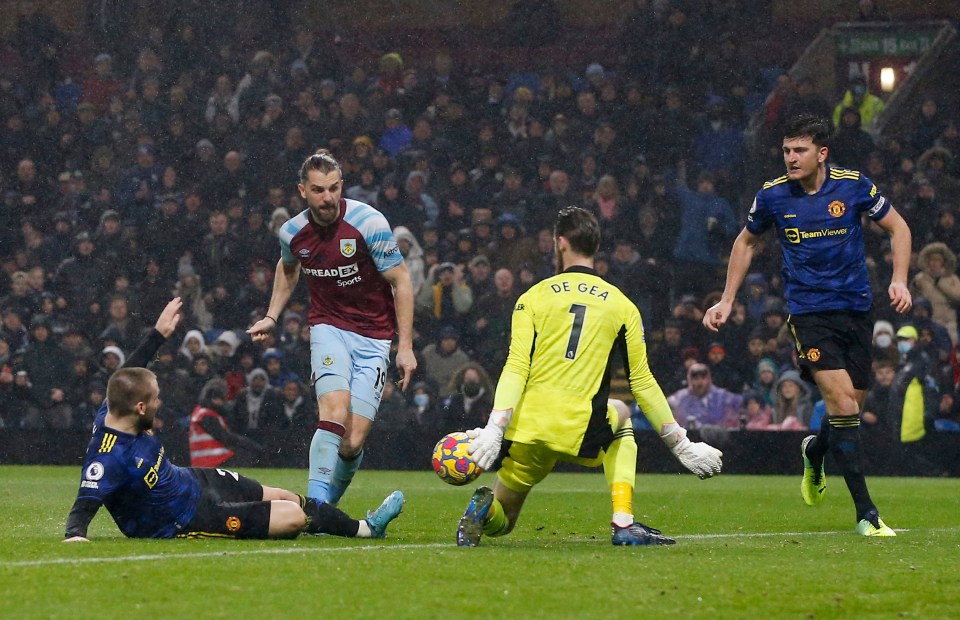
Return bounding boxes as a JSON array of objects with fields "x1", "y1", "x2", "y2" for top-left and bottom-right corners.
[
  {"x1": 612, "y1": 521, "x2": 676, "y2": 546},
  {"x1": 366, "y1": 490, "x2": 405, "y2": 539},
  {"x1": 800, "y1": 434, "x2": 827, "y2": 506},
  {"x1": 457, "y1": 486, "x2": 494, "y2": 547}
]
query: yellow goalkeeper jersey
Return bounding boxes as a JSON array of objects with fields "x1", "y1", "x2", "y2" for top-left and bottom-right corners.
[{"x1": 494, "y1": 266, "x2": 675, "y2": 458}]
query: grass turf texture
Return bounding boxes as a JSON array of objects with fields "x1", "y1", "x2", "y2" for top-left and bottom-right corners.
[{"x1": 1, "y1": 466, "x2": 958, "y2": 619}]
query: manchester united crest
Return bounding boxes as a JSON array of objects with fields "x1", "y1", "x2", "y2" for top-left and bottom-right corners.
[
  {"x1": 340, "y1": 239, "x2": 356, "y2": 257},
  {"x1": 807, "y1": 348, "x2": 821, "y2": 362},
  {"x1": 827, "y1": 200, "x2": 845, "y2": 217},
  {"x1": 226, "y1": 516, "x2": 241, "y2": 532}
]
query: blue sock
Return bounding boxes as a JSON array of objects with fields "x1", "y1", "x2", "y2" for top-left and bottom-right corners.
[
  {"x1": 328, "y1": 449, "x2": 364, "y2": 505},
  {"x1": 307, "y1": 422, "x2": 345, "y2": 502}
]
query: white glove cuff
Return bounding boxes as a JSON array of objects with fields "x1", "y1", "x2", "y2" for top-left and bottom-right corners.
[
  {"x1": 488, "y1": 409, "x2": 512, "y2": 431},
  {"x1": 659, "y1": 422, "x2": 688, "y2": 450}
]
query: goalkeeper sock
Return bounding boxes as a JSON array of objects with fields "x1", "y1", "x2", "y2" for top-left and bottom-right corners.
[
  {"x1": 482, "y1": 498, "x2": 509, "y2": 537},
  {"x1": 328, "y1": 449, "x2": 364, "y2": 505},
  {"x1": 827, "y1": 417, "x2": 876, "y2": 521},
  {"x1": 602, "y1": 423, "x2": 638, "y2": 489},
  {"x1": 611, "y1": 482, "x2": 634, "y2": 528},
  {"x1": 604, "y1": 423, "x2": 637, "y2": 528},
  {"x1": 307, "y1": 421, "x2": 345, "y2": 503}
]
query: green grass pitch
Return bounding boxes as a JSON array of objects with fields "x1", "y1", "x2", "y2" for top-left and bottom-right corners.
[{"x1": 1, "y1": 466, "x2": 958, "y2": 619}]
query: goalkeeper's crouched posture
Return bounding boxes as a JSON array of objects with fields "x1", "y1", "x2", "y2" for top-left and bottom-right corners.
[{"x1": 456, "y1": 207, "x2": 722, "y2": 547}]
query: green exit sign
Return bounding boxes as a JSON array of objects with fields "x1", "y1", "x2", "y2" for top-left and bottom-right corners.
[{"x1": 835, "y1": 31, "x2": 936, "y2": 57}]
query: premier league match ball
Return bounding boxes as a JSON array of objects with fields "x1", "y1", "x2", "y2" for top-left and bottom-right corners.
[{"x1": 432, "y1": 431, "x2": 482, "y2": 486}]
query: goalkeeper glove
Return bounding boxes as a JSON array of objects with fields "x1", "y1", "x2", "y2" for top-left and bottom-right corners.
[
  {"x1": 466, "y1": 409, "x2": 512, "y2": 471},
  {"x1": 659, "y1": 422, "x2": 723, "y2": 479}
]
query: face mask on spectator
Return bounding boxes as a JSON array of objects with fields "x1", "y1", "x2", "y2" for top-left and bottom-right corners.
[
  {"x1": 414, "y1": 394, "x2": 430, "y2": 408},
  {"x1": 462, "y1": 381, "x2": 481, "y2": 397},
  {"x1": 897, "y1": 341, "x2": 913, "y2": 355},
  {"x1": 875, "y1": 334, "x2": 892, "y2": 348}
]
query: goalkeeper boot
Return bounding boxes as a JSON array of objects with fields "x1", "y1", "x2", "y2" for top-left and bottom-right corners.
[
  {"x1": 612, "y1": 522, "x2": 676, "y2": 546},
  {"x1": 856, "y1": 509, "x2": 896, "y2": 537},
  {"x1": 457, "y1": 486, "x2": 494, "y2": 547},
  {"x1": 800, "y1": 435, "x2": 826, "y2": 506},
  {"x1": 366, "y1": 490, "x2": 405, "y2": 539}
]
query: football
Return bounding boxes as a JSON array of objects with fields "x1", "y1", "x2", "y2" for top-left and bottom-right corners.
[{"x1": 432, "y1": 431, "x2": 482, "y2": 486}]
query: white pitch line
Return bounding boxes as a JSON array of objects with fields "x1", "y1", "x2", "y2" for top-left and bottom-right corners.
[
  {"x1": 677, "y1": 529, "x2": 909, "y2": 540},
  {"x1": 2, "y1": 526, "x2": 935, "y2": 568},
  {"x1": 0, "y1": 543, "x2": 451, "y2": 568}
]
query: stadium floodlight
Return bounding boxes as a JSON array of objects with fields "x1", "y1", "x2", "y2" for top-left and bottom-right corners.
[{"x1": 880, "y1": 67, "x2": 896, "y2": 92}]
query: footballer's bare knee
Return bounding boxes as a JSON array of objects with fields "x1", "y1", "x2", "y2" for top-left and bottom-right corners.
[
  {"x1": 609, "y1": 399, "x2": 631, "y2": 427},
  {"x1": 268, "y1": 500, "x2": 306, "y2": 537}
]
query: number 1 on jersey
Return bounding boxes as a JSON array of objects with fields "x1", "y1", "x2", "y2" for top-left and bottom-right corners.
[{"x1": 566, "y1": 303, "x2": 587, "y2": 360}]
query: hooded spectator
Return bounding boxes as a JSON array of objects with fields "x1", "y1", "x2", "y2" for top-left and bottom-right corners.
[
  {"x1": 772, "y1": 370, "x2": 813, "y2": 429},
  {"x1": 910, "y1": 242, "x2": 960, "y2": 342}
]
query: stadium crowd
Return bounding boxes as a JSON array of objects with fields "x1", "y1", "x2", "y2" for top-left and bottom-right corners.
[{"x1": 1, "y1": 1, "x2": 959, "y2": 461}]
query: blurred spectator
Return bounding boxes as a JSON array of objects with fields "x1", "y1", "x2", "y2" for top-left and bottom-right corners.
[
  {"x1": 172, "y1": 263, "x2": 213, "y2": 332},
  {"x1": 231, "y1": 368, "x2": 284, "y2": 434},
  {"x1": 54, "y1": 232, "x2": 109, "y2": 317},
  {"x1": 486, "y1": 214, "x2": 539, "y2": 273},
  {"x1": 669, "y1": 162, "x2": 737, "y2": 297},
  {"x1": 195, "y1": 210, "x2": 243, "y2": 293},
  {"x1": 667, "y1": 363, "x2": 743, "y2": 429},
  {"x1": 890, "y1": 325, "x2": 945, "y2": 474},
  {"x1": 751, "y1": 357, "x2": 779, "y2": 406},
  {"x1": 415, "y1": 262, "x2": 473, "y2": 334},
  {"x1": 20, "y1": 315, "x2": 72, "y2": 429},
  {"x1": 419, "y1": 326, "x2": 473, "y2": 399},
  {"x1": 861, "y1": 359, "x2": 897, "y2": 434},
  {"x1": 910, "y1": 242, "x2": 960, "y2": 343},
  {"x1": 393, "y1": 226, "x2": 426, "y2": 296},
  {"x1": 909, "y1": 296, "x2": 953, "y2": 362},
  {"x1": 830, "y1": 108, "x2": 875, "y2": 171},
  {"x1": 262, "y1": 347, "x2": 299, "y2": 389},
  {"x1": 189, "y1": 379, "x2": 264, "y2": 467},
  {"x1": 705, "y1": 341, "x2": 741, "y2": 392},
  {"x1": 739, "y1": 390, "x2": 774, "y2": 430},
  {"x1": 771, "y1": 370, "x2": 812, "y2": 430},
  {"x1": 856, "y1": 0, "x2": 889, "y2": 21},
  {"x1": 871, "y1": 319, "x2": 899, "y2": 366},
  {"x1": 406, "y1": 379, "x2": 442, "y2": 437},
  {"x1": 439, "y1": 363, "x2": 495, "y2": 433},
  {"x1": 910, "y1": 97, "x2": 948, "y2": 155},
  {"x1": 80, "y1": 53, "x2": 123, "y2": 114},
  {"x1": 0, "y1": 271, "x2": 36, "y2": 318},
  {"x1": 468, "y1": 267, "x2": 518, "y2": 373},
  {"x1": 832, "y1": 76, "x2": 884, "y2": 137},
  {"x1": 917, "y1": 147, "x2": 960, "y2": 206},
  {"x1": 692, "y1": 99, "x2": 744, "y2": 196}
]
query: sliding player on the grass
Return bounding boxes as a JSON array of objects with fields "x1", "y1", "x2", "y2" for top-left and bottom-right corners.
[
  {"x1": 64, "y1": 298, "x2": 404, "y2": 542},
  {"x1": 457, "y1": 207, "x2": 723, "y2": 547}
]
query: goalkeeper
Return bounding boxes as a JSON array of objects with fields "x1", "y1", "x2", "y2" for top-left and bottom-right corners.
[{"x1": 457, "y1": 207, "x2": 722, "y2": 547}]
